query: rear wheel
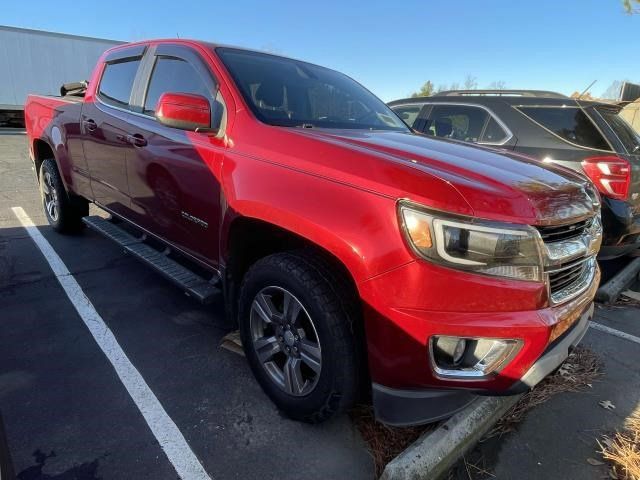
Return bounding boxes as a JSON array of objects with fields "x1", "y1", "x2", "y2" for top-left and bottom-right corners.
[
  {"x1": 39, "y1": 158, "x2": 88, "y2": 233},
  {"x1": 238, "y1": 251, "x2": 361, "y2": 423}
]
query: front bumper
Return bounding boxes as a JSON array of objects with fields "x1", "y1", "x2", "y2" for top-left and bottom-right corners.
[
  {"x1": 372, "y1": 301, "x2": 594, "y2": 426},
  {"x1": 372, "y1": 384, "x2": 475, "y2": 427},
  {"x1": 361, "y1": 256, "x2": 599, "y2": 425},
  {"x1": 501, "y1": 302, "x2": 592, "y2": 394}
]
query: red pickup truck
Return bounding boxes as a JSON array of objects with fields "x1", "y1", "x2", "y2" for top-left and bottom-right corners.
[{"x1": 25, "y1": 39, "x2": 602, "y2": 426}]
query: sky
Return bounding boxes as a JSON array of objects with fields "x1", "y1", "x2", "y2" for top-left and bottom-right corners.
[{"x1": 2, "y1": 0, "x2": 639, "y2": 102}]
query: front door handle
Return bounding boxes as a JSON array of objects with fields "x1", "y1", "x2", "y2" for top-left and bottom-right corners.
[
  {"x1": 126, "y1": 134, "x2": 147, "y2": 147},
  {"x1": 82, "y1": 119, "x2": 97, "y2": 132}
]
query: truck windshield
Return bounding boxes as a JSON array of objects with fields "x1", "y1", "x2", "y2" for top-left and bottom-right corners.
[{"x1": 217, "y1": 48, "x2": 408, "y2": 131}]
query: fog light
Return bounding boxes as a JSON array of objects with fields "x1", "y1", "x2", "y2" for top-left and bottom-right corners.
[
  {"x1": 430, "y1": 336, "x2": 522, "y2": 379},
  {"x1": 433, "y1": 337, "x2": 467, "y2": 366}
]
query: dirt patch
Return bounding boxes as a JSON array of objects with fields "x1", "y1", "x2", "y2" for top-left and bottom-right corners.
[
  {"x1": 351, "y1": 404, "x2": 437, "y2": 478},
  {"x1": 613, "y1": 294, "x2": 640, "y2": 308},
  {"x1": 354, "y1": 347, "x2": 602, "y2": 479},
  {"x1": 448, "y1": 346, "x2": 602, "y2": 479},
  {"x1": 487, "y1": 346, "x2": 602, "y2": 438}
]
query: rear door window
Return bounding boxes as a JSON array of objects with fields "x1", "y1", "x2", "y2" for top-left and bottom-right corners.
[
  {"x1": 391, "y1": 104, "x2": 423, "y2": 128},
  {"x1": 98, "y1": 59, "x2": 141, "y2": 108},
  {"x1": 423, "y1": 105, "x2": 489, "y2": 143},
  {"x1": 517, "y1": 106, "x2": 611, "y2": 150},
  {"x1": 597, "y1": 108, "x2": 640, "y2": 155},
  {"x1": 480, "y1": 117, "x2": 509, "y2": 143}
]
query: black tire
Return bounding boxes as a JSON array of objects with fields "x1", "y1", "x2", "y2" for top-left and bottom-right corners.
[
  {"x1": 39, "y1": 158, "x2": 88, "y2": 233},
  {"x1": 238, "y1": 250, "x2": 361, "y2": 423}
]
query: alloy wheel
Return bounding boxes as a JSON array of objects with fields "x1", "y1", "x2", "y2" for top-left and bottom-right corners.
[
  {"x1": 41, "y1": 171, "x2": 59, "y2": 222},
  {"x1": 249, "y1": 286, "x2": 322, "y2": 396}
]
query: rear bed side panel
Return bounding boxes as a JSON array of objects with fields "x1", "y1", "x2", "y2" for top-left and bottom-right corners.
[{"x1": 24, "y1": 94, "x2": 92, "y2": 199}]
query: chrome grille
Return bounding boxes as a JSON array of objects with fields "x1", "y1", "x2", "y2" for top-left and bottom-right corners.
[
  {"x1": 547, "y1": 257, "x2": 595, "y2": 305},
  {"x1": 549, "y1": 260, "x2": 587, "y2": 294},
  {"x1": 536, "y1": 218, "x2": 593, "y2": 243},
  {"x1": 538, "y1": 216, "x2": 600, "y2": 305}
]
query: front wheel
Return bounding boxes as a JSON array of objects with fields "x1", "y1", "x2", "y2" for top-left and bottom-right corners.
[
  {"x1": 39, "y1": 158, "x2": 88, "y2": 233},
  {"x1": 238, "y1": 251, "x2": 361, "y2": 423}
]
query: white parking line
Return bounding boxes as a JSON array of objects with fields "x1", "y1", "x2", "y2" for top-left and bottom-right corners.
[
  {"x1": 590, "y1": 321, "x2": 640, "y2": 345},
  {"x1": 11, "y1": 207, "x2": 212, "y2": 480}
]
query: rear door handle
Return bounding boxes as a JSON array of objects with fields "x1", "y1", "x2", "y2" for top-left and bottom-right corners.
[
  {"x1": 126, "y1": 134, "x2": 147, "y2": 147},
  {"x1": 82, "y1": 119, "x2": 97, "y2": 132}
]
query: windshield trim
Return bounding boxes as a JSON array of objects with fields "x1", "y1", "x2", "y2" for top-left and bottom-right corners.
[{"x1": 214, "y1": 47, "x2": 409, "y2": 133}]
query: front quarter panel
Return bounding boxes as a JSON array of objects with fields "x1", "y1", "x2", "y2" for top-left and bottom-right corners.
[{"x1": 220, "y1": 149, "x2": 413, "y2": 283}]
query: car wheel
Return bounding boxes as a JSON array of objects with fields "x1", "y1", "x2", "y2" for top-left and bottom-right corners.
[
  {"x1": 39, "y1": 158, "x2": 88, "y2": 233},
  {"x1": 238, "y1": 250, "x2": 361, "y2": 423}
]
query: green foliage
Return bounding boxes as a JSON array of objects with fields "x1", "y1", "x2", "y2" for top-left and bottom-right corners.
[
  {"x1": 409, "y1": 76, "x2": 507, "y2": 98},
  {"x1": 411, "y1": 81, "x2": 435, "y2": 98},
  {"x1": 623, "y1": 0, "x2": 640, "y2": 13}
]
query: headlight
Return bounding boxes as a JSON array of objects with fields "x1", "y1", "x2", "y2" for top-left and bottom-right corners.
[{"x1": 399, "y1": 202, "x2": 543, "y2": 281}]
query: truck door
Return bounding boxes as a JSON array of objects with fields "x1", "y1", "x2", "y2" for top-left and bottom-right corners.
[
  {"x1": 81, "y1": 47, "x2": 147, "y2": 218},
  {"x1": 122, "y1": 44, "x2": 224, "y2": 268}
]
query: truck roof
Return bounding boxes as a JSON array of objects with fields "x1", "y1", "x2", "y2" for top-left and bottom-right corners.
[{"x1": 103, "y1": 39, "x2": 332, "y2": 72}]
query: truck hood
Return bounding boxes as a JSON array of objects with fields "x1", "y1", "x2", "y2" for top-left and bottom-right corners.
[{"x1": 293, "y1": 129, "x2": 599, "y2": 225}]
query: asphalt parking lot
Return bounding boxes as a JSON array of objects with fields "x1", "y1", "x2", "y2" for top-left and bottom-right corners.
[
  {"x1": 0, "y1": 130, "x2": 374, "y2": 479},
  {"x1": 485, "y1": 302, "x2": 640, "y2": 480}
]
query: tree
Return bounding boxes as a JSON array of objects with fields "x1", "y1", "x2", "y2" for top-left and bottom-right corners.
[
  {"x1": 623, "y1": 0, "x2": 640, "y2": 13},
  {"x1": 463, "y1": 75, "x2": 478, "y2": 90},
  {"x1": 411, "y1": 81, "x2": 435, "y2": 98},
  {"x1": 435, "y1": 82, "x2": 460, "y2": 93},
  {"x1": 409, "y1": 75, "x2": 485, "y2": 97},
  {"x1": 487, "y1": 80, "x2": 508, "y2": 90}
]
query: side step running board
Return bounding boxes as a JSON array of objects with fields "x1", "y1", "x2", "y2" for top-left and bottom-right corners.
[{"x1": 83, "y1": 215, "x2": 221, "y2": 304}]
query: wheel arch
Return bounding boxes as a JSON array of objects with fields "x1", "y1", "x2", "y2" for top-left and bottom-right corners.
[
  {"x1": 224, "y1": 215, "x2": 370, "y2": 396},
  {"x1": 32, "y1": 138, "x2": 56, "y2": 179},
  {"x1": 222, "y1": 215, "x2": 363, "y2": 326}
]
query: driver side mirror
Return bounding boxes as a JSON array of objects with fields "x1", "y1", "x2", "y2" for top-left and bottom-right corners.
[{"x1": 155, "y1": 92, "x2": 216, "y2": 133}]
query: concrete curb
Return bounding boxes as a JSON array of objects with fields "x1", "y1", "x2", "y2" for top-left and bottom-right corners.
[
  {"x1": 380, "y1": 395, "x2": 521, "y2": 480},
  {"x1": 596, "y1": 257, "x2": 640, "y2": 304}
]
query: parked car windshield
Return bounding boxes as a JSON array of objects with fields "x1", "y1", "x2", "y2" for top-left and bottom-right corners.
[
  {"x1": 217, "y1": 48, "x2": 408, "y2": 131},
  {"x1": 597, "y1": 108, "x2": 640, "y2": 154}
]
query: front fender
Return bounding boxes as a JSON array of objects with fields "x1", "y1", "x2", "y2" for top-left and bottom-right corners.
[{"x1": 220, "y1": 152, "x2": 414, "y2": 284}]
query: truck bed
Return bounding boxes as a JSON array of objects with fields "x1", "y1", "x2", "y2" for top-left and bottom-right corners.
[{"x1": 24, "y1": 94, "x2": 84, "y2": 150}]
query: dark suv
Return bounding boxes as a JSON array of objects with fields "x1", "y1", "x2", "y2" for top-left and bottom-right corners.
[{"x1": 389, "y1": 90, "x2": 640, "y2": 259}]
